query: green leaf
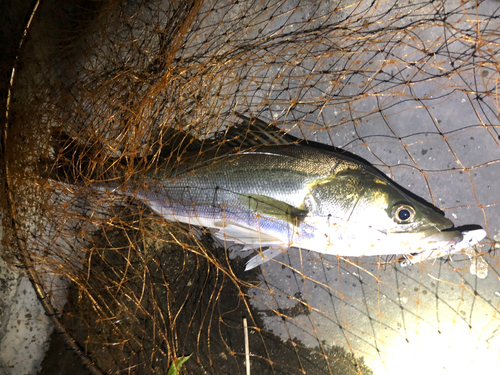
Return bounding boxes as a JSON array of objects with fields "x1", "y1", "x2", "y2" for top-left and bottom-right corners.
[{"x1": 167, "y1": 354, "x2": 191, "y2": 375}]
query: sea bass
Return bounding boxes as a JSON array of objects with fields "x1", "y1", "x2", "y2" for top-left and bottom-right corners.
[{"x1": 48, "y1": 115, "x2": 485, "y2": 270}]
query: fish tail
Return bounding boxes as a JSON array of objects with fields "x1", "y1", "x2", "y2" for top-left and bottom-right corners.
[{"x1": 39, "y1": 128, "x2": 125, "y2": 185}]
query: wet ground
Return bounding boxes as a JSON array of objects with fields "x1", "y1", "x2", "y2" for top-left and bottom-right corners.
[{"x1": 40, "y1": 215, "x2": 374, "y2": 374}]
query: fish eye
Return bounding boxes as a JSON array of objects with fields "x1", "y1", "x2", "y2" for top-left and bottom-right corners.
[{"x1": 392, "y1": 204, "x2": 416, "y2": 224}]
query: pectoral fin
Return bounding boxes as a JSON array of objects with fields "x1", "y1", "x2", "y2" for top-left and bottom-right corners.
[{"x1": 238, "y1": 194, "x2": 308, "y2": 225}]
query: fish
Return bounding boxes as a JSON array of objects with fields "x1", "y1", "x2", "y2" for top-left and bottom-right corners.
[{"x1": 45, "y1": 114, "x2": 485, "y2": 270}]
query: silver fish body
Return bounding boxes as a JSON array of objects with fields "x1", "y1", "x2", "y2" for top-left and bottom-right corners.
[{"x1": 109, "y1": 143, "x2": 464, "y2": 270}]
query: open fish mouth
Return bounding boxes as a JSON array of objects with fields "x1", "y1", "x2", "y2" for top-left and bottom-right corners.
[{"x1": 399, "y1": 229, "x2": 486, "y2": 266}]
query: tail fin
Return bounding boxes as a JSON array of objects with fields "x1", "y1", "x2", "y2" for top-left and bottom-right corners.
[
  {"x1": 39, "y1": 128, "x2": 125, "y2": 185},
  {"x1": 39, "y1": 124, "x2": 205, "y2": 184}
]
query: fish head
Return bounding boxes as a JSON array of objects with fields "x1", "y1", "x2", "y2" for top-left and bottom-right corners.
[{"x1": 306, "y1": 169, "x2": 463, "y2": 255}]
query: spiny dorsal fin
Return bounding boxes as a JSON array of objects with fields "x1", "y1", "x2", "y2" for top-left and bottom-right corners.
[{"x1": 221, "y1": 113, "x2": 297, "y2": 150}]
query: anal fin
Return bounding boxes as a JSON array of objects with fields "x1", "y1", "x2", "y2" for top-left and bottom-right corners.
[
  {"x1": 212, "y1": 223, "x2": 284, "y2": 245},
  {"x1": 245, "y1": 246, "x2": 288, "y2": 271}
]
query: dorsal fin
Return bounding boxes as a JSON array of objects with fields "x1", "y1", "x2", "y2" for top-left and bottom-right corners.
[{"x1": 221, "y1": 113, "x2": 298, "y2": 150}]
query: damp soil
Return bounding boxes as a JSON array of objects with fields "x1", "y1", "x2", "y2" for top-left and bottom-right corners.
[{"x1": 40, "y1": 212, "x2": 373, "y2": 375}]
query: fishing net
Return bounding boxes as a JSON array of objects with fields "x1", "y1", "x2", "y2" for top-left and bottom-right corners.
[{"x1": 2, "y1": 0, "x2": 500, "y2": 374}]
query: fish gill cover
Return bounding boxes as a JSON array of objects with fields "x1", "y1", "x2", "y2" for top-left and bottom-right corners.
[{"x1": 1, "y1": 0, "x2": 500, "y2": 374}]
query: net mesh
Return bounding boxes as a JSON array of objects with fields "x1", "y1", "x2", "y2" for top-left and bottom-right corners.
[{"x1": 3, "y1": 0, "x2": 500, "y2": 374}]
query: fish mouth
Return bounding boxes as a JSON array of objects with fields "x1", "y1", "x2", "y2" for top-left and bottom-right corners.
[
  {"x1": 422, "y1": 228, "x2": 463, "y2": 246},
  {"x1": 398, "y1": 228, "x2": 490, "y2": 266},
  {"x1": 395, "y1": 228, "x2": 465, "y2": 265},
  {"x1": 389, "y1": 227, "x2": 463, "y2": 256}
]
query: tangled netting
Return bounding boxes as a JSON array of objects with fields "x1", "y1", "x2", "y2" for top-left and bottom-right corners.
[{"x1": 3, "y1": 0, "x2": 500, "y2": 374}]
